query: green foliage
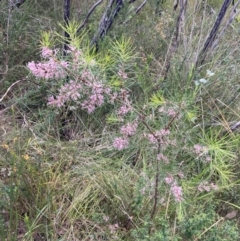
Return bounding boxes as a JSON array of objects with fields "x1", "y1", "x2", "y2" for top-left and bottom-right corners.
[
  {"x1": 180, "y1": 206, "x2": 239, "y2": 240},
  {"x1": 1, "y1": 0, "x2": 240, "y2": 240},
  {"x1": 149, "y1": 91, "x2": 165, "y2": 107}
]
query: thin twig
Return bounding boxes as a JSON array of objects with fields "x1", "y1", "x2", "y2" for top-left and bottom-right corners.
[
  {"x1": 77, "y1": 0, "x2": 103, "y2": 33},
  {"x1": 193, "y1": 217, "x2": 224, "y2": 241},
  {"x1": 196, "y1": 0, "x2": 232, "y2": 67},
  {"x1": 150, "y1": 144, "x2": 160, "y2": 220},
  {"x1": 63, "y1": 0, "x2": 71, "y2": 55},
  {"x1": 135, "y1": 0, "x2": 147, "y2": 14},
  {"x1": 123, "y1": 0, "x2": 149, "y2": 25},
  {"x1": 164, "y1": 112, "x2": 179, "y2": 130},
  {"x1": 211, "y1": 0, "x2": 240, "y2": 51},
  {"x1": 91, "y1": 0, "x2": 116, "y2": 46},
  {"x1": 0, "y1": 79, "x2": 23, "y2": 103},
  {"x1": 163, "y1": 0, "x2": 188, "y2": 78}
]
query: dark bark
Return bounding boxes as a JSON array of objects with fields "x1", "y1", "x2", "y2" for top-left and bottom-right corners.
[
  {"x1": 77, "y1": 0, "x2": 104, "y2": 34},
  {"x1": 135, "y1": 0, "x2": 147, "y2": 14},
  {"x1": 210, "y1": 0, "x2": 240, "y2": 52},
  {"x1": 9, "y1": 0, "x2": 25, "y2": 9},
  {"x1": 163, "y1": 0, "x2": 188, "y2": 78},
  {"x1": 196, "y1": 0, "x2": 232, "y2": 67},
  {"x1": 91, "y1": 0, "x2": 124, "y2": 49},
  {"x1": 63, "y1": 0, "x2": 71, "y2": 55},
  {"x1": 155, "y1": 0, "x2": 166, "y2": 14},
  {"x1": 75, "y1": 0, "x2": 150, "y2": 50}
]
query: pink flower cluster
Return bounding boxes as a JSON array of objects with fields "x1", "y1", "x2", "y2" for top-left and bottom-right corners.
[
  {"x1": 41, "y1": 47, "x2": 54, "y2": 58},
  {"x1": 165, "y1": 174, "x2": 183, "y2": 202},
  {"x1": 116, "y1": 89, "x2": 132, "y2": 116},
  {"x1": 113, "y1": 137, "x2": 129, "y2": 151},
  {"x1": 118, "y1": 69, "x2": 128, "y2": 79},
  {"x1": 47, "y1": 80, "x2": 82, "y2": 107},
  {"x1": 158, "y1": 106, "x2": 178, "y2": 118},
  {"x1": 117, "y1": 105, "x2": 132, "y2": 116},
  {"x1": 29, "y1": 46, "x2": 113, "y2": 112},
  {"x1": 167, "y1": 108, "x2": 177, "y2": 117},
  {"x1": 198, "y1": 181, "x2": 218, "y2": 192},
  {"x1": 194, "y1": 144, "x2": 207, "y2": 155},
  {"x1": 147, "y1": 128, "x2": 170, "y2": 144},
  {"x1": 27, "y1": 47, "x2": 68, "y2": 80},
  {"x1": 81, "y1": 82, "x2": 108, "y2": 114},
  {"x1": 170, "y1": 182, "x2": 183, "y2": 202},
  {"x1": 120, "y1": 122, "x2": 138, "y2": 136},
  {"x1": 165, "y1": 174, "x2": 174, "y2": 184},
  {"x1": 113, "y1": 121, "x2": 138, "y2": 150},
  {"x1": 48, "y1": 76, "x2": 109, "y2": 112},
  {"x1": 157, "y1": 153, "x2": 169, "y2": 164},
  {"x1": 108, "y1": 223, "x2": 119, "y2": 234},
  {"x1": 193, "y1": 144, "x2": 211, "y2": 163}
]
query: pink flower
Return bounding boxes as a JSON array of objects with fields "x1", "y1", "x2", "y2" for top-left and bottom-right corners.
[
  {"x1": 47, "y1": 95, "x2": 65, "y2": 107},
  {"x1": 27, "y1": 58, "x2": 67, "y2": 80},
  {"x1": 118, "y1": 69, "x2": 128, "y2": 79},
  {"x1": 81, "y1": 93, "x2": 105, "y2": 114},
  {"x1": 47, "y1": 79, "x2": 82, "y2": 107},
  {"x1": 194, "y1": 144, "x2": 203, "y2": 155},
  {"x1": 210, "y1": 182, "x2": 218, "y2": 190},
  {"x1": 110, "y1": 92, "x2": 118, "y2": 104},
  {"x1": 41, "y1": 47, "x2": 53, "y2": 58},
  {"x1": 167, "y1": 108, "x2": 176, "y2": 117},
  {"x1": 117, "y1": 105, "x2": 132, "y2": 116},
  {"x1": 147, "y1": 129, "x2": 170, "y2": 145},
  {"x1": 157, "y1": 153, "x2": 169, "y2": 164},
  {"x1": 60, "y1": 60, "x2": 68, "y2": 69},
  {"x1": 103, "y1": 215, "x2": 109, "y2": 222},
  {"x1": 68, "y1": 45, "x2": 82, "y2": 65},
  {"x1": 205, "y1": 156, "x2": 212, "y2": 163},
  {"x1": 81, "y1": 70, "x2": 94, "y2": 81},
  {"x1": 108, "y1": 223, "x2": 119, "y2": 234},
  {"x1": 155, "y1": 129, "x2": 170, "y2": 137},
  {"x1": 177, "y1": 172, "x2": 184, "y2": 179},
  {"x1": 120, "y1": 122, "x2": 138, "y2": 136},
  {"x1": 165, "y1": 174, "x2": 174, "y2": 184},
  {"x1": 198, "y1": 181, "x2": 218, "y2": 192},
  {"x1": 113, "y1": 137, "x2": 129, "y2": 150},
  {"x1": 147, "y1": 134, "x2": 158, "y2": 144},
  {"x1": 170, "y1": 182, "x2": 183, "y2": 202}
]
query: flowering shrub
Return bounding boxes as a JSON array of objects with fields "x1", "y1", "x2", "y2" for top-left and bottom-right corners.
[
  {"x1": 27, "y1": 42, "x2": 186, "y2": 207},
  {"x1": 28, "y1": 46, "x2": 112, "y2": 113},
  {"x1": 26, "y1": 31, "x2": 237, "y2": 240},
  {"x1": 27, "y1": 48, "x2": 68, "y2": 80}
]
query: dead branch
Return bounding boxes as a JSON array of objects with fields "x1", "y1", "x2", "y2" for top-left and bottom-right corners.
[
  {"x1": 196, "y1": 0, "x2": 232, "y2": 67},
  {"x1": 135, "y1": 0, "x2": 147, "y2": 14},
  {"x1": 163, "y1": 0, "x2": 188, "y2": 78},
  {"x1": 0, "y1": 79, "x2": 23, "y2": 103},
  {"x1": 123, "y1": 0, "x2": 149, "y2": 25},
  {"x1": 91, "y1": 0, "x2": 125, "y2": 49},
  {"x1": 63, "y1": 0, "x2": 71, "y2": 55},
  {"x1": 77, "y1": 0, "x2": 104, "y2": 33},
  {"x1": 211, "y1": 0, "x2": 240, "y2": 51}
]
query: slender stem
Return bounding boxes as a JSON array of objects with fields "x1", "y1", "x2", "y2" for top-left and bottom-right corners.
[
  {"x1": 150, "y1": 144, "x2": 161, "y2": 220},
  {"x1": 63, "y1": 0, "x2": 71, "y2": 55},
  {"x1": 196, "y1": 0, "x2": 232, "y2": 66},
  {"x1": 77, "y1": 0, "x2": 103, "y2": 33},
  {"x1": 135, "y1": 0, "x2": 148, "y2": 14}
]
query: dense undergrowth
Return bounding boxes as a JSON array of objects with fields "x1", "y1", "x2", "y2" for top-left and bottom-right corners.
[{"x1": 1, "y1": 0, "x2": 240, "y2": 240}]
